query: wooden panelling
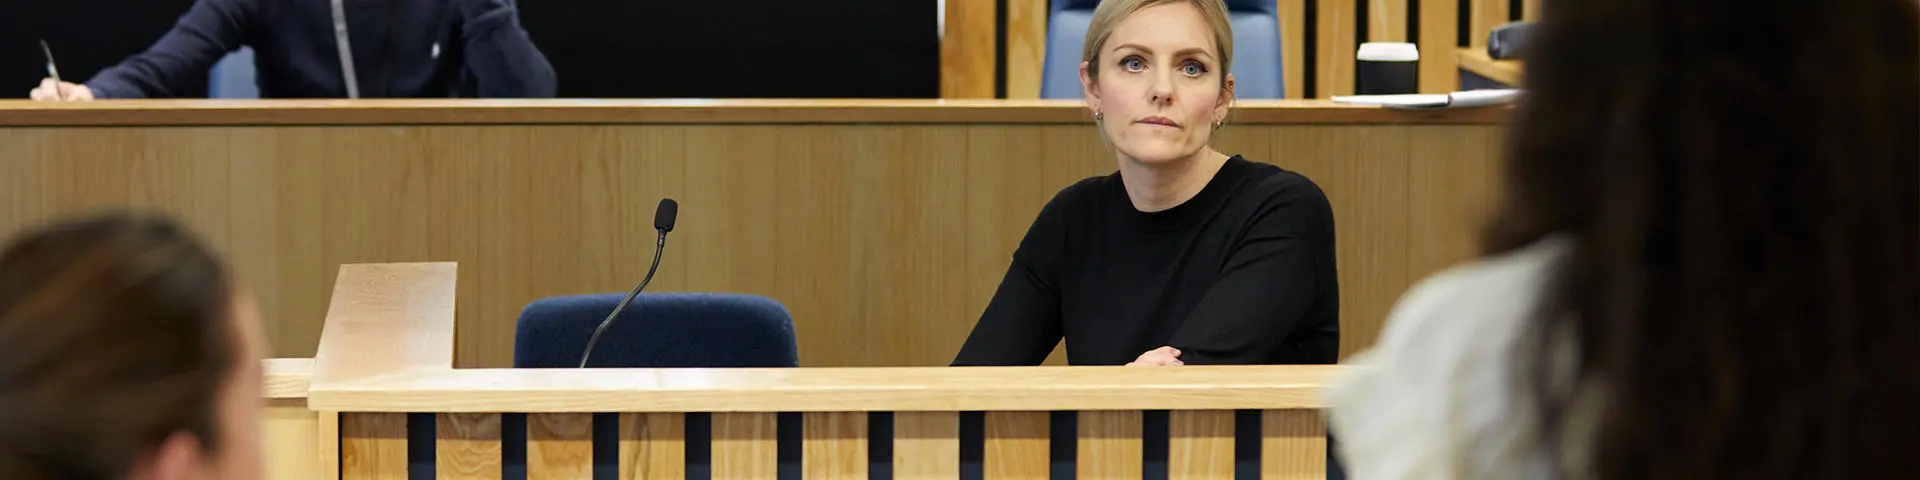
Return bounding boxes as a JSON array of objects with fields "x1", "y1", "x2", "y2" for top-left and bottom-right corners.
[
  {"x1": 1169, "y1": 410, "x2": 1234, "y2": 479},
  {"x1": 1270, "y1": 126, "x2": 1412, "y2": 358},
  {"x1": 1407, "y1": 126, "x2": 1502, "y2": 276},
  {"x1": 1, "y1": 121, "x2": 1502, "y2": 368},
  {"x1": 529, "y1": 413, "x2": 594, "y2": 479},
  {"x1": 1261, "y1": 410, "x2": 1327, "y2": 480},
  {"x1": 1469, "y1": 0, "x2": 1512, "y2": 49},
  {"x1": 713, "y1": 412, "x2": 779, "y2": 479},
  {"x1": 1278, "y1": 0, "x2": 1307, "y2": 98},
  {"x1": 1368, "y1": 0, "x2": 1408, "y2": 42},
  {"x1": 985, "y1": 411, "x2": 1050, "y2": 478},
  {"x1": 943, "y1": 0, "x2": 999, "y2": 98},
  {"x1": 620, "y1": 413, "x2": 687, "y2": 480},
  {"x1": 265, "y1": 399, "x2": 325, "y2": 480},
  {"x1": 1523, "y1": 0, "x2": 1541, "y2": 21},
  {"x1": 894, "y1": 412, "x2": 961, "y2": 478},
  {"x1": 1418, "y1": 0, "x2": 1461, "y2": 93},
  {"x1": 437, "y1": 413, "x2": 504, "y2": 480},
  {"x1": 1315, "y1": 0, "x2": 1358, "y2": 97},
  {"x1": 0, "y1": 99, "x2": 1504, "y2": 126},
  {"x1": 803, "y1": 412, "x2": 869, "y2": 478},
  {"x1": 341, "y1": 412, "x2": 409, "y2": 479},
  {"x1": 1006, "y1": 0, "x2": 1049, "y2": 99},
  {"x1": 1078, "y1": 411, "x2": 1143, "y2": 480}
]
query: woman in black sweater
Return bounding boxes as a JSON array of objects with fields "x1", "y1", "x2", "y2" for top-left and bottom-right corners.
[{"x1": 952, "y1": 0, "x2": 1337, "y2": 367}]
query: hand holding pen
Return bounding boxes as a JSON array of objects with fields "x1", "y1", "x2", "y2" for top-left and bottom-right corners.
[{"x1": 29, "y1": 40, "x2": 94, "y2": 101}]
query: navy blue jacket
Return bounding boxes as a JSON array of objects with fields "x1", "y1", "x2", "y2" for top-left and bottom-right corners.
[{"x1": 84, "y1": 0, "x2": 556, "y2": 98}]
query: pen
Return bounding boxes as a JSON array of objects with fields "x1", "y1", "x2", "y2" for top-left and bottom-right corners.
[{"x1": 39, "y1": 39, "x2": 67, "y2": 99}]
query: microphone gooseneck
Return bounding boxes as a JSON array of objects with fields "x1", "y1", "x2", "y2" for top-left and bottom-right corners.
[{"x1": 578, "y1": 198, "x2": 677, "y2": 368}]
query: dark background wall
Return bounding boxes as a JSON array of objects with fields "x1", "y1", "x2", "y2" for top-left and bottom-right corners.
[{"x1": 0, "y1": 0, "x2": 938, "y2": 98}]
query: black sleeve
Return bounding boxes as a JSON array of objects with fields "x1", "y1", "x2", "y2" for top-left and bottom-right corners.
[
  {"x1": 84, "y1": 0, "x2": 253, "y2": 98},
  {"x1": 456, "y1": 0, "x2": 558, "y2": 97},
  {"x1": 1167, "y1": 181, "x2": 1332, "y2": 365},
  {"x1": 950, "y1": 190, "x2": 1072, "y2": 366}
]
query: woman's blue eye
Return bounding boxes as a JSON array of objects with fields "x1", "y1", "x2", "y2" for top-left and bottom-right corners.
[
  {"x1": 1181, "y1": 61, "x2": 1208, "y2": 77},
  {"x1": 1121, "y1": 57, "x2": 1146, "y2": 72}
]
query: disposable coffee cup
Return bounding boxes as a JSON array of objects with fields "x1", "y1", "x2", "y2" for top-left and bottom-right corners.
[{"x1": 1356, "y1": 42, "x2": 1420, "y2": 95}]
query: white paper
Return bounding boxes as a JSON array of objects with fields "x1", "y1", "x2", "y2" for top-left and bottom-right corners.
[{"x1": 1331, "y1": 89, "x2": 1521, "y2": 109}]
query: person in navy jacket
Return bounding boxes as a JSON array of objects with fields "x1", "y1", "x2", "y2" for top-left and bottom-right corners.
[{"x1": 29, "y1": 0, "x2": 556, "y2": 99}]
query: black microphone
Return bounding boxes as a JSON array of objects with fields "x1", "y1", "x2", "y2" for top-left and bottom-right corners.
[{"x1": 578, "y1": 198, "x2": 678, "y2": 367}]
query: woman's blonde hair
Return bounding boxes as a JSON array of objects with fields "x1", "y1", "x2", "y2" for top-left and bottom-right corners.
[{"x1": 1080, "y1": 0, "x2": 1235, "y2": 87}]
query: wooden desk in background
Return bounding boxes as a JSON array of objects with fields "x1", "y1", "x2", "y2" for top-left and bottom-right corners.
[
  {"x1": 0, "y1": 99, "x2": 1508, "y2": 368},
  {"x1": 261, "y1": 262, "x2": 1341, "y2": 478},
  {"x1": 1456, "y1": 48, "x2": 1525, "y2": 89}
]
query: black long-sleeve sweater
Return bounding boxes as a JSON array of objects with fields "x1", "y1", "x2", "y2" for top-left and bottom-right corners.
[{"x1": 953, "y1": 155, "x2": 1339, "y2": 366}]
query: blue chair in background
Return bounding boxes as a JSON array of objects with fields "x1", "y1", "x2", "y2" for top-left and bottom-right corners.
[
  {"x1": 208, "y1": 47, "x2": 259, "y2": 99},
  {"x1": 504, "y1": 293, "x2": 799, "y2": 477},
  {"x1": 1041, "y1": 0, "x2": 1285, "y2": 99},
  {"x1": 512, "y1": 292, "x2": 799, "y2": 368}
]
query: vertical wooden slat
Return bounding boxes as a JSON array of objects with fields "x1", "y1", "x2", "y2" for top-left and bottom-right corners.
[
  {"x1": 894, "y1": 412, "x2": 960, "y2": 478},
  {"x1": 1005, "y1": 0, "x2": 1048, "y2": 99},
  {"x1": 942, "y1": 0, "x2": 999, "y2": 98},
  {"x1": 265, "y1": 399, "x2": 322, "y2": 480},
  {"x1": 319, "y1": 411, "x2": 342, "y2": 480},
  {"x1": 1368, "y1": 0, "x2": 1408, "y2": 42},
  {"x1": 1078, "y1": 411, "x2": 1144, "y2": 480},
  {"x1": 1278, "y1": 0, "x2": 1307, "y2": 98},
  {"x1": 1522, "y1": 0, "x2": 1540, "y2": 21},
  {"x1": 803, "y1": 412, "x2": 868, "y2": 479},
  {"x1": 1468, "y1": 0, "x2": 1510, "y2": 48},
  {"x1": 985, "y1": 411, "x2": 1050, "y2": 479},
  {"x1": 528, "y1": 413, "x2": 593, "y2": 480},
  {"x1": 437, "y1": 413, "x2": 502, "y2": 480},
  {"x1": 341, "y1": 412, "x2": 408, "y2": 480},
  {"x1": 1417, "y1": 0, "x2": 1461, "y2": 93},
  {"x1": 620, "y1": 413, "x2": 686, "y2": 480},
  {"x1": 1315, "y1": 0, "x2": 1358, "y2": 97},
  {"x1": 1261, "y1": 410, "x2": 1328, "y2": 480},
  {"x1": 1169, "y1": 411, "x2": 1234, "y2": 480},
  {"x1": 713, "y1": 412, "x2": 779, "y2": 479}
]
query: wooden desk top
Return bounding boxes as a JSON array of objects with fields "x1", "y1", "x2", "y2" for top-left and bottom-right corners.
[
  {"x1": 305, "y1": 263, "x2": 1339, "y2": 412},
  {"x1": 1456, "y1": 49, "x2": 1525, "y2": 86},
  {"x1": 0, "y1": 98, "x2": 1505, "y2": 126}
]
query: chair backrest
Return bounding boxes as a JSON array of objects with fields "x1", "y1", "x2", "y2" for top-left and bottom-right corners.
[
  {"x1": 512, "y1": 292, "x2": 800, "y2": 368},
  {"x1": 1042, "y1": 0, "x2": 1285, "y2": 99},
  {"x1": 208, "y1": 47, "x2": 260, "y2": 99}
]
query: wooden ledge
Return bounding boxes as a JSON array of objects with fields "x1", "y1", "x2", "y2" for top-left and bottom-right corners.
[
  {"x1": 305, "y1": 262, "x2": 1338, "y2": 412},
  {"x1": 0, "y1": 99, "x2": 1506, "y2": 126},
  {"x1": 264, "y1": 358, "x2": 314, "y2": 399},
  {"x1": 1456, "y1": 48, "x2": 1524, "y2": 86}
]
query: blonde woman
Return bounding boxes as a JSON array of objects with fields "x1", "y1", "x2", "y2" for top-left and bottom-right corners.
[{"x1": 954, "y1": 0, "x2": 1337, "y2": 367}]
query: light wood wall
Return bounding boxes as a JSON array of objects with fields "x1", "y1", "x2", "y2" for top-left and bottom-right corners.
[
  {"x1": 0, "y1": 119, "x2": 1500, "y2": 368},
  {"x1": 955, "y1": 0, "x2": 1535, "y2": 98}
]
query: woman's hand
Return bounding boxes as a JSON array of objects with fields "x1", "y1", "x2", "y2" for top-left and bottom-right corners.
[{"x1": 1126, "y1": 346, "x2": 1183, "y2": 366}]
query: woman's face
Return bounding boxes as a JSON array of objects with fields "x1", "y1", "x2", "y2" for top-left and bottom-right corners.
[{"x1": 1081, "y1": 1, "x2": 1234, "y2": 166}]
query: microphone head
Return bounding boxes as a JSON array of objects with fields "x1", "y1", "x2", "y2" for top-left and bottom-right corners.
[{"x1": 654, "y1": 199, "x2": 678, "y2": 233}]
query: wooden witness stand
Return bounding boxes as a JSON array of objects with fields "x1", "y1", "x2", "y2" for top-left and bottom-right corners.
[{"x1": 269, "y1": 262, "x2": 1339, "y2": 478}]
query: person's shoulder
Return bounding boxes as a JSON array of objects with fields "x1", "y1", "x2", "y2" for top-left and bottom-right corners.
[
  {"x1": 1230, "y1": 157, "x2": 1330, "y2": 206},
  {"x1": 1378, "y1": 236, "x2": 1570, "y2": 353}
]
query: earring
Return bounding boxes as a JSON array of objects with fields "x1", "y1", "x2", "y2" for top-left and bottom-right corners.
[{"x1": 1094, "y1": 112, "x2": 1104, "y2": 121}]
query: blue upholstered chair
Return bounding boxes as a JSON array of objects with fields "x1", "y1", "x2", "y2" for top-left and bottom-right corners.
[
  {"x1": 511, "y1": 292, "x2": 799, "y2": 368},
  {"x1": 1041, "y1": 0, "x2": 1285, "y2": 99},
  {"x1": 208, "y1": 47, "x2": 259, "y2": 99}
]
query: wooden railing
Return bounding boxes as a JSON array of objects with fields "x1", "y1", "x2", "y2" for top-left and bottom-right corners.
[
  {"x1": 290, "y1": 262, "x2": 1340, "y2": 478},
  {"x1": 943, "y1": 0, "x2": 1535, "y2": 99}
]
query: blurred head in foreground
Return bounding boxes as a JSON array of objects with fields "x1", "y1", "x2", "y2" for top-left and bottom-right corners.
[
  {"x1": 1488, "y1": 0, "x2": 1917, "y2": 477},
  {"x1": 0, "y1": 212, "x2": 266, "y2": 480}
]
